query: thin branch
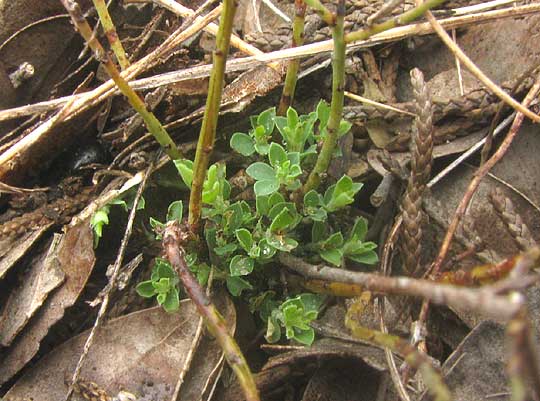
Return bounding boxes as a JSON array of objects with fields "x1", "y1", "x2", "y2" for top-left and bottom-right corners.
[
  {"x1": 303, "y1": 0, "x2": 346, "y2": 193},
  {"x1": 61, "y1": 0, "x2": 181, "y2": 160},
  {"x1": 188, "y1": 0, "x2": 237, "y2": 230},
  {"x1": 278, "y1": 252, "x2": 538, "y2": 321},
  {"x1": 92, "y1": 0, "x2": 130, "y2": 69},
  {"x1": 163, "y1": 223, "x2": 260, "y2": 401},
  {"x1": 277, "y1": 0, "x2": 307, "y2": 116}
]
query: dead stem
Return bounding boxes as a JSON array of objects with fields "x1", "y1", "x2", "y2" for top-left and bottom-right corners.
[
  {"x1": 506, "y1": 307, "x2": 540, "y2": 401},
  {"x1": 278, "y1": 251, "x2": 538, "y2": 321},
  {"x1": 163, "y1": 222, "x2": 260, "y2": 401},
  {"x1": 345, "y1": 300, "x2": 451, "y2": 401}
]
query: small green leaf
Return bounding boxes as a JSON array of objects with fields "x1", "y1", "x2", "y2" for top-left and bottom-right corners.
[
  {"x1": 254, "y1": 179, "x2": 280, "y2": 197},
  {"x1": 162, "y1": 287, "x2": 180, "y2": 312},
  {"x1": 351, "y1": 217, "x2": 368, "y2": 241},
  {"x1": 321, "y1": 232, "x2": 344, "y2": 248},
  {"x1": 90, "y1": 207, "x2": 110, "y2": 242},
  {"x1": 136, "y1": 281, "x2": 156, "y2": 298},
  {"x1": 291, "y1": 328, "x2": 315, "y2": 345},
  {"x1": 173, "y1": 159, "x2": 194, "y2": 187},
  {"x1": 155, "y1": 259, "x2": 176, "y2": 280},
  {"x1": 153, "y1": 277, "x2": 171, "y2": 293},
  {"x1": 149, "y1": 217, "x2": 165, "y2": 231},
  {"x1": 311, "y1": 221, "x2": 326, "y2": 243},
  {"x1": 299, "y1": 293, "x2": 325, "y2": 312},
  {"x1": 258, "y1": 238, "x2": 277, "y2": 260},
  {"x1": 347, "y1": 250, "x2": 379, "y2": 265},
  {"x1": 256, "y1": 195, "x2": 270, "y2": 216},
  {"x1": 270, "y1": 207, "x2": 294, "y2": 232},
  {"x1": 257, "y1": 107, "x2": 276, "y2": 133},
  {"x1": 166, "y1": 200, "x2": 183, "y2": 223},
  {"x1": 265, "y1": 232, "x2": 298, "y2": 251},
  {"x1": 235, "y1": 228, "x2": 253, "y2": 252},
  {"x1": 214, "y1": 243, "x2": 238, "y2": 256},
  {"x1": 286, "y1": 107, "x2": 299, "y2": 130},
  {"x1": 265, "y1": 314, "x2": 282, "y2": 343},
  {"x1": 230, "y1": 132, "x2": 255, "y2": 156},
  {"x1": 338, "y1": 120, "x2": 352, "y2": 137},
  {"x1": 320, "y1": 248, "x2": 343, "y2": 266},
  {"x1": 304, "y1": 190, "x2": 321, "y2": 208},
  {"x1": 268, "y1": 143, "x2": 287, "y2": 168},
  {"x1": 246, "y1": 162, "x2": 276, "y2": 181},
  {"x1": 226, "y1": 276, "x2": 253, "y2": 296},
  {"x1": 230, "y1": 255, "x2": 255, "y2": 276}
]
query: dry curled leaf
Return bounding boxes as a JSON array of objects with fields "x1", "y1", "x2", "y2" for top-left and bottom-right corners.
[{"x1": 0, "y1": 221, "x2": 95, "y2": 384}]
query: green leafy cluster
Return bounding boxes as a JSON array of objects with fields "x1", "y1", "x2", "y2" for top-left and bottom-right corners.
[
  {"x1": 262, "y1": 293, "x2": 325, "y2": 345},
  {"x1": 141, "y1": 103, "x2": 378, "y2": 344},
  {"x1": 136, "y1": 258, "x2": 180, "y2": 312}
]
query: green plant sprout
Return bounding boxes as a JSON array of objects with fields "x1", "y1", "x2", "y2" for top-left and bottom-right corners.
[
  {"x1": 139, "y1": 105, "x2": 378, "y2": 345},
  {"x1": 90, "y1": 192, "x2": 145, "y2": 247}
]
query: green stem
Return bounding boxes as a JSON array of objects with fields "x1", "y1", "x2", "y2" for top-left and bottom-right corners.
[
  {"x1": 303, "y1": 0, "x2": 345, "y2": 194},
  {"x1": 92, "y1": 0, "x2": 130, "y2": 69},
  {"x1": 277, "y1": 0, "x2": 307, "y2": 116},
  {"x1": 60, "y1": 0, "x2": 181, "y2": 160},
  {"x1": 344, "y1": 0, "x2": 446, "y2": 43},
  {"x1": 188, "y1": 0, "x2": 237, "y2": 231},
  {"x1": 163, "y1": 223, "x2": 260, "y2": 401},
  {"x1": 303, "y1": 0, "x2": 334, "y2": 25}
]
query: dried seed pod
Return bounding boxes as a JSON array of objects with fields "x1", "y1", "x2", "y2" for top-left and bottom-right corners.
[
  {"x1": 490, "y1": 188, "x2": 537, "y2": 251},
  {"x1": 400, "y1": 68, "x2": 434, "y2": 276}
]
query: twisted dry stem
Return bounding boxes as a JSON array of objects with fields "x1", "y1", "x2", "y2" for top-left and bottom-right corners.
[
  {"x1": 163, "y1": 222, "x2": 260, "y2": 401},
  {"x1": 400, "y1": 68, "x2": 433, "y2": 276}
]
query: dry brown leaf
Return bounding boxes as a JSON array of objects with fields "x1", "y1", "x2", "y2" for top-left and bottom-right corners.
[
  {"x1": 0, "y1": 224, "x2": 52, "y2": 279},
  {"x1": 0, "y1": 221, "x2": 95, "y2": 384},
  {"x1": 0, "y1": 233, "x2": 65, "y2": 346},
  {"x1": 4, "y1": 294, "x2": 236, "y2": 401}
]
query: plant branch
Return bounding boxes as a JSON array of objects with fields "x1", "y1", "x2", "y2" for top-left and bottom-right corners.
[
  {"x1": 278, "y1": 251, "x2": 539, "y2": 321},
  {"x1": 188, "y1": 0, "x2": 237, "y2": 230},
  {"x1": 303, "y1": 0, "x2": 334, "y2": 25},
  {"x1": 303, "y1": 0, "x2": 346, "y2": 193},
  {"x1": 92, "y1": 0, "x2": 130, "y2": 69},
  {"x1": 163, "y1": 222, "x2": 260, "y2": 401},
  {"x1": 277, "y1": 0, "x2": 307, "y2": 116},
  {"x1": 60, "y1": 0, "x2": 182, "y2": 160},
  {"x1": 344, "y1": 0, "x2": 445, "y2": 43}
]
